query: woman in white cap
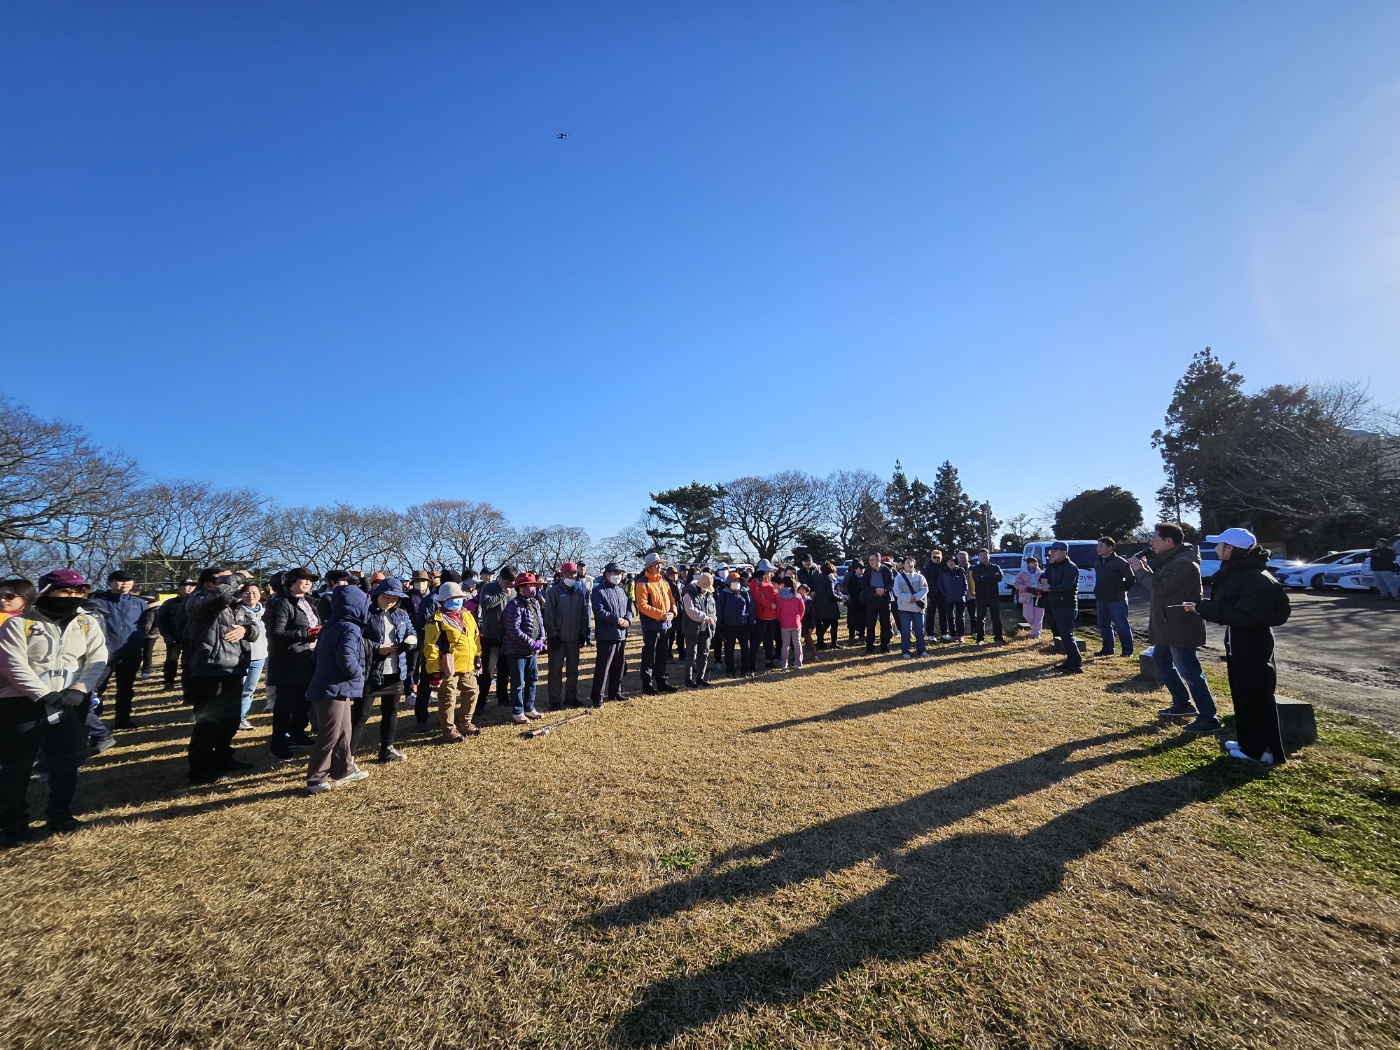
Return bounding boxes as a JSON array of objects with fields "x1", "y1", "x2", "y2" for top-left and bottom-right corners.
[{"x1": 1184, "y1": 527, "x2": 1291, "y2": 765}]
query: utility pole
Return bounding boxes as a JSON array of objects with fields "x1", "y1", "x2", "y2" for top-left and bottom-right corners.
[{"x1": 982, "y1": 502, "x2": 993, "y2": 552}]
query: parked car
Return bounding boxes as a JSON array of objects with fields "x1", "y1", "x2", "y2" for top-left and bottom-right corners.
[
  {"x1": 1278, "y1": 550, "x2": 1370, "y2": 590},
  {"x1": 1021, "y1": 540, "x2": 1100, "y2": 603},
  {"x1": 1319, "y1": 566, "x2": 1376, "y2": 592},
  {"x1": 987, "y1": 552, "x2": 1026, "y2": 599},
  {"x1": 1199, "y1": 547, "x2": 1299, "y2": 581}
]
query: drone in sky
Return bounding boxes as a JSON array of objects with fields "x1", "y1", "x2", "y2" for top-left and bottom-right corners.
[{"x1": 556, "y1": 132, "x2": 568, "y2": 139}]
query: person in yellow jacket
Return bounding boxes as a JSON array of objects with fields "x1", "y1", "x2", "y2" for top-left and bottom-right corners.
[{"x1": 422, "y1": 582, "x2": 482, "y2": 742}]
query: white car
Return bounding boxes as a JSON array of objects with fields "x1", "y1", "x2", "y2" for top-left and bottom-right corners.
[
  {"x1": 1279, "y1": 550, "x2": 1370, "y2": 590},
  {"x1": 1021, "y1": 540, "x2": 1100, "y2": 603},
  {"x1": 988, "y1": 552, "x2": 1026, "y2": 599},
  {"x1": 1320, "y1": 566, "x2": 1375, "y2": 592},
  {"x1": 1199, "y1": 547, "x2": 1300, "y2": 581}
]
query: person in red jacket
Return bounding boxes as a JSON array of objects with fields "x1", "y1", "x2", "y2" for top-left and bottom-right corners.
[{"x1": 748, "y1": 559, "x2": 781, "y2": 671}]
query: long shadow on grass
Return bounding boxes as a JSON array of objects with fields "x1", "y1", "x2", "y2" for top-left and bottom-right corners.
[
  {"x1": 603, "y1": 746, "x2": 1260, "y2": 1046},
  {"x1": 745, "y1": 668, "x2": 1037, "y2": 733}
]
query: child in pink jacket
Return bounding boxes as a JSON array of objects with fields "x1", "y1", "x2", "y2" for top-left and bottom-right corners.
[{"x1": 776, "y1": 581, "x2": 808, "y2": 670}]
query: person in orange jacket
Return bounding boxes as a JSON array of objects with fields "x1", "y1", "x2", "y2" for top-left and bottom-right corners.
[
  {"x1": 748, "y1": 559, "x2": 781, "y2": 671},
  {"x1": 635, "y1": 553, "x2": 677, "y2": 694}
]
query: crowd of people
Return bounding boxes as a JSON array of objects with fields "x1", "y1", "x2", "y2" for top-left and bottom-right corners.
[{"x1": 0, "y1": 521, "x2": 1312, "y2": 847}]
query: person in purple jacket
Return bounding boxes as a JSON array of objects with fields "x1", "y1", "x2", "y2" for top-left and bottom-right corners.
[{"x1": 501, "y1": 571, "x2": 547, "y2": 724}]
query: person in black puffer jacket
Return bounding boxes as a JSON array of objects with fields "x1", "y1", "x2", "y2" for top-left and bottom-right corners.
[{"x1": 1188, "y1": 529, "x2": 1291, "y2": 765}]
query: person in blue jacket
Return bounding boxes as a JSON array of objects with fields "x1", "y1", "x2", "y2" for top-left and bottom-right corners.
[
  {"x1": 716, "y1": 571, "x2": 757, "y2": 678},
  {"x1": 1043, "y1": 541, "x2": 1083, "y2": 674},
  {"x1": 589, "y1": 562, "x2": 632, "y2": 707},
  {"x1": 305, "y1": 585, "x2": 372, "y2": 794},
  {"x1": 935, "y1": 557, "x2": 970, "y2": 642},
  {"x1": 87, "y1": 570, "x2": 147, "y2": 730}
]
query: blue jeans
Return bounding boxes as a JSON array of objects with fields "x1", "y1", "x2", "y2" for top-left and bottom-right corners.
[
  {"x1": 509, "y1": 654, "x2": 539, "y2": 716},
  {"x1": 1096, "y1": 601, "x2": 1133, "y2": 653},
  {"x1": 898, "y1": 610, "x2": 927, "y2": 656},
  {"x1": 240, "y1": 658, "x2": 265, "y2": 721},
  {"x1": 1153, "y1": 645, "x2": 1216, "y2": 718}
]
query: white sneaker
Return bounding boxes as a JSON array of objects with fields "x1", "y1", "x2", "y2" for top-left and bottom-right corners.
[
  {"x1": 1258, "y1": 750, "x2": 1275, "y2": 765},
  {"x1": 902, "y1": 654, "x2": 913, "y2": 660},
  {"x1": 305, "y1": 782, "x2": 333, "y2": 795},
  {"x1": 333, "y1": 769, "x2": 370, "y2": 785}
]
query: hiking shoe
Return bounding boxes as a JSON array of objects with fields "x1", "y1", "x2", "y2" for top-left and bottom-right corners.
[
  {"x1": 217, "y1": 759, "x2": 255, "y2": 773},
  {"x1": 237, "y1": 720, "x2": 255, "y2": 732},
  {"x1": 139, "y1": 673, "x2": 151, "y2": 680},
  {"x1": 1053, "y1": 665, "x2": 1084, "y2": 675},
  {"x1": 1181, "y1": 717, "x2": 1222, "y2": 734},
  {"x1": 1095, "y1": 649, "x2": 1114, "y2": 657},
  {"x1": 333, "y1": 770, "x2": 370, "y2": 785},
  {"x1": 1158, "y1": 704, "x2": 1195, "y2": 718},
  {"x1": 305, "y1": 782, "x2": 333, "y2": 795},
  {"x1": 656, "y1": 682, "x2": 678, "y2": 694},
  {"x1": 695, "y1": 679, "x2": 712, "y2": 687},
  {"x1": 46, "y1": 816, "x2": 82, "y2": 835},
  {"x1": 902, "y1": 653, "x2": 913, "y2": 660},
  {"x1": 91, "y1": 736, "x2": 116, "y2": 755},
  {"x1": 377, "y1": 747, "x2": 407, "y2": 763},
  {"x1": 441, "y1": 727, "x2": 464, "y2": 743}
]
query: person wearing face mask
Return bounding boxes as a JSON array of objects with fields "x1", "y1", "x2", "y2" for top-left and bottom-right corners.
[
  {"x1": 543, "y1": 562, "x2": 590, "y2": 710},
  {"x1": 86, "y1": 570, "x2": 147, "y2": 730},
  {"x1": 353, "y1": 578, "x2": 418, "y2": 760},
  {"x1": 266, "y1": 567, "x2": 320, "y2": 760},
  {"x1": 476, "y1": 565, "x2": 516, "y2": 709},
  {"x1": 501, "y1": 571, "x2": 547, "y2": 723},
  {"x1": 636, "y1": 553, "x2": 678, "y2": 694},
  {"x1": 681, "y1": 571, "x2": 718, "y2": 687},
  {"x1": 0, "y1": 569, "x2": 108, "y2": 847},
  {"x1": 423, "y1": 581, "x2": 483, "y2": 740},
  {"x1": 589, "y1": 563, "x2": 632, "y2": 707},
  {"x1": 304, "y1": 585, "x2": 373, "y2": 794},
  {"x1": 185, "y1": 567, "x2": 262, "y2": 784},
  {"x1": 405, "y1": 570, "x2": 436, "y2": 727},
  {"x1": 716, "y1": 570, "x2": 757, "y2": 678}
]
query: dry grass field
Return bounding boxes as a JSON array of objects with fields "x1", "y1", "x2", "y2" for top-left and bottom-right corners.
[{"x1": 2, "y1": 632, "x2": 1398, "y2": 1049}]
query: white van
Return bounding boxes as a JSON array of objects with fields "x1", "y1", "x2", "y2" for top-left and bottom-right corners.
[{"x1": 1021, "y1": 540, "x2": 1100, "y2": 603}]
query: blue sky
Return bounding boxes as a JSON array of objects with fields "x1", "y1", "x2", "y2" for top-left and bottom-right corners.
[{"x1": 3, "y1": 2, "x2": 1398, "y2": 542}]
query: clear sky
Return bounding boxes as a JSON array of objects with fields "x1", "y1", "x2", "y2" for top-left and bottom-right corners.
[{"x1": 3, "y1": 2, "x2": 1399, "y2": 543}]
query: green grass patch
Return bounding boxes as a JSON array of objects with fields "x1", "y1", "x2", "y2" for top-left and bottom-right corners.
[{"x1": 1137, "y1": 712, "x2": 1400, "y2": 895}]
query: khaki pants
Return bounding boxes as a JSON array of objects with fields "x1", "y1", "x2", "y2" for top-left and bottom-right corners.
[{"x1": 439, "y1": 671, "x2": 480, "y2": 730}]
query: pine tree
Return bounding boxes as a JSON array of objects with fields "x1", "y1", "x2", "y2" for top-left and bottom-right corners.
[
  {"x1": 847, "y1": 493, "x2": 893, "y2": 558},
  {"x1": 1151, "y1": 347, "x2": 1247, "y2": 531},
  {"x1": 927, "y1": 460, "x2": 985, "y2": 553},
  {"x1": 646, "y1": 482, "x2": 727, "y2": 562}
]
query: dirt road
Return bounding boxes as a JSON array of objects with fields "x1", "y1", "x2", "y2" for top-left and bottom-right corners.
[{"x1": 1121, "y1": 587, "x2": 1400, "y2": 733}]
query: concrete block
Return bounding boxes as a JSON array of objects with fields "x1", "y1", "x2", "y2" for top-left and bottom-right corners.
[
  {"x1": 1277, "y1": 696, "x2": 1317, "y2": 750},
  {"x1": 1138, "y1": 651, "x2": 1161, "y2": 682}
]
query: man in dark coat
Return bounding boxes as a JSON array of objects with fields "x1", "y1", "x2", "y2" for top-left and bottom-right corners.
[
  {"x1": 589, "y1": 563, "x2": 631, "y2": 706},
  {"x1": 1093, "y1": 536, "x2": 1136, "y2": 656},
  {"x1": 1042, "y1": 542, "x2": 1082, "y2": 673},
  {"x1": 862, "y1": 553, "x2": 893, "y2": 654},
  {"x1": 476, "y1": 566, "x2": 515, "y2": 706},
  {"x1": 969, "y1": 549, "x2": 1005, "y2": 645},
  {"x1": 921, "y1": 550, "x2": 947, "y2": 641},
  {"x1": 1129, "y1": 523, "x2": 1219, "y2": 734},
  {"x1": 184, "y1": 567, "x2": 260, "y2": 784},
  {"x1": 87, "y1": 570, "x2": 147, "y2": 729},
  {"x1": 154, "y1": 579, "x2": 196, "y2": 691},
  {"x1": 265, "y1": 566, "x2": 319, "y2": 758}
]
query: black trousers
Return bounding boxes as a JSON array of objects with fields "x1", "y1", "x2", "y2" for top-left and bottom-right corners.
[
  {"x1": 720, "y1": 624, "x2": 753, "y2": 674},
  {"x1": 271, "y1": 678, "x2": 311, "y2": 756},
  {"x1": 847, "y1": 604, "x2": 865, "y2": 642},
  {"x1": 141, "y1": 636, "x2": 157, "y2": 676},
  {"x1": 187, "y1": 675, "x2": 244, "y2": 776},
  {"x1": 97, "y1": 654, "x2": 141, "y2": 722},
  {"x1": 478, "y1": 637, "x2": 509, "y2": 706},
  {"x1": 161, "y1": 636, "x2": 183, "y2": 690},
  {"x1": 1226, "y1": 626, "x2": 1286, "y2": 762},
  {"x1": 944, "y1": 599, "x2": 966, "y2": 638},
  {"x1": 0, "y1": 699, "x2": 85, "y2": 833},
  {"x1": 864, "y1": 601, "x2": 891, "y2": 651},
  {"x1": 1049, "y1": 607, "x2": 1081, "y2": 668},
  {"x1": 815, "y1": 618, "x2": 840, "y2": 646},
  {"x1": 754, "y1": 619, "x2": 779, "y2": 664},
  {"x1": 351, "y1": 688, "x2": 401, "y2": 754},
  {"x1": 591, "y1": 640, "x2": 627, "y2": 701},
  {"x1": 974, "y1": 598, "x2": 1004, "y2": 642},
  {"x1": 930, "y1": 597, "x2": 949, "y2": 637},
  {"x1": 639, "y1": 628, "x2": 672, "y2": 687}
]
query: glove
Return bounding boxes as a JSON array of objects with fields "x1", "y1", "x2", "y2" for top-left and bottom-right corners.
[
  {"x1": 37, "y1": 690, "x2": 64, "y2": 709},
  {"x1": 530, "y1": 639, "x2": 546, "y2": 653},
  {"x1": 428, "y1": 672, "x2": 443, "y2": 689},
  {"x1": 60, "y1": 688, "x2": 88, "y2": 708}
]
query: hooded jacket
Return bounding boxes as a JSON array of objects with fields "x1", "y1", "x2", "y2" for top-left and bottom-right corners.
[
  {"x1": 1196, "y1": 547, "x2": 1291, "y2": 631},
  {"x1": 591, "y1": 578, "x2": 631, "y2": 643},
  {"x1": 807, "y1": 571, "x2": 841, "y2": 620},
  {"x1": 0, "y1": 605, "x2": 108, "y2": 702},
  {"x1": 776, "y1": 587, "x2": 807, "y2": 630},
  {"x1": 86, "y1": 589, "x2": 147, "y2": 661},
  {"x1": 306, "y1": 586, "x2": 371, "y2": 700},
  {"x1": 186, "y1": 575, "x2": 261, "y2": 678},
  {"x1": 475, "y1": 580, "x2": 512, "y2": 640},
  {"x1": 936, "y1": 564, "x2": 969, "y2": 603},
  {"x1": 363, "y1": 600, "x2": 417, "y2": 686},
  {"x1": 1132, "y1": 543, "x2": 1206, "y2": 648}
]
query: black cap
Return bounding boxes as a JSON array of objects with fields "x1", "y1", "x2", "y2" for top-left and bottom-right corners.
[{"x1": 603, "y1": 562, "x2": 623, "y2": 574}]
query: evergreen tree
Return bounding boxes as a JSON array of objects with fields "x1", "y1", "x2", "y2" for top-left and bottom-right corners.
[
  {"x1": 1151, "y1": 347, "x2": 1247, "y2": 530},
  {"x1": 883, "y1": 461, "x2": 937, "y2": 558},
  {"x1": 847, "y1": 492, "x2": 893, "y2": 558},
  {"x1": 646, "y1": 482, "x2": 727, "y2": 562},
  {"x1": 1053, "y1": 486, "x2": 1143, "y2": 541},
  {"x1": 927, "y1": 460, "x2": 986, "y2": 552},
  {"x1": 792, "y1": 530, "x2": 840, "y2": 564}
]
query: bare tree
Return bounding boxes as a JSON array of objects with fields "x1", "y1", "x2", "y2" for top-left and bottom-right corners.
[
  {"x1": 403, "y1": 499, "x2": 513, "y2": 573},
  {"x1": 593, "y1": 515, "x2": 656, "y2": 571},
  {"x1": 126, "y1": 481, "x2": 267, "y2": 581},
  {"x1": 511, "y1": 524, "x2": 591, "y2": 573},
  {"x1": 824, "y1": 469, "x2": 881, "y2": 556},
  {"x1": 260, "y1": 503, "x2": 405, "y2": 574},
  {"x1": 0, "y1": 395, "x2": 138, "y2": 549},
  {"x1": 719, "y1": 471, "x2": 828, "y2": 561}
]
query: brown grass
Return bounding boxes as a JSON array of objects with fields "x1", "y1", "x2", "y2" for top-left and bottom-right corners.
[{"x1": 1, "y1": 635, "x2": 1397, "y2": 1049}]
